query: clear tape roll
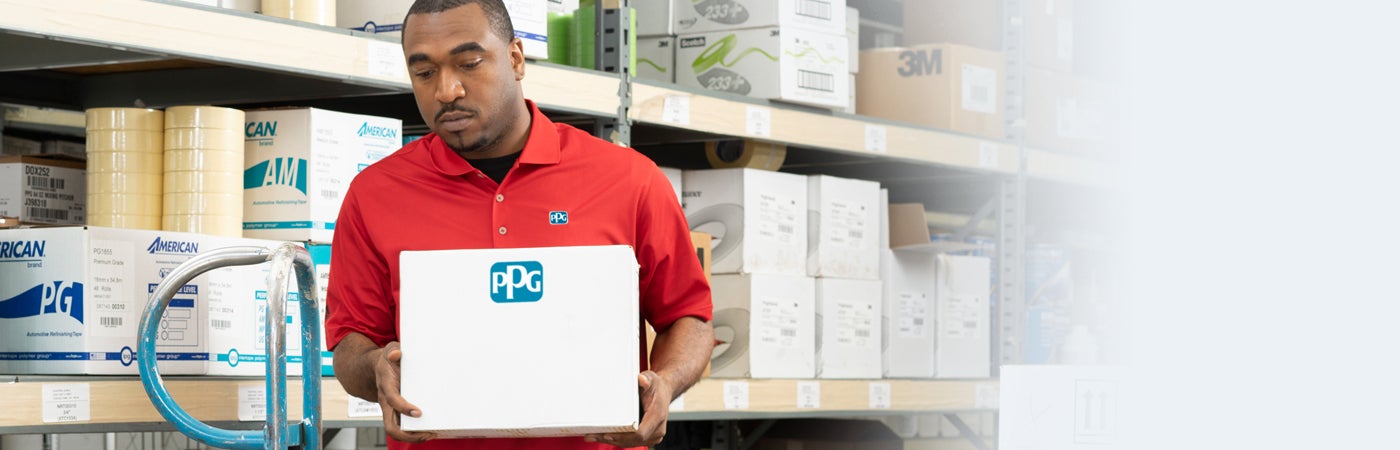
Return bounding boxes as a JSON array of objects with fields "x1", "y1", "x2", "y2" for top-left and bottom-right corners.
[
  {"x1": 163, "y1": 171, "x2": 242, "y2": 194},
  {"x1": 164, "y1": 106, "x2": 244, "y2": 130},
  {"x1": 164, "y1": 149, "x2": 244, "y2": 172},
  {"x1": 86, "y1": 130, "x2": 164, "y2": 153},
  {"x1": 88, "y1": 214, "x2": 161, "y2": 230},
  {"x1": 88, "y1": 172, "x2": 161, "y2": 194},
  {"x1": 163, "y1": 128, "x2": 244, "y2": 151},
  {"x1": 162, "y1": 214, "x2": 243, "y2": 237},
  {"x1": 86, "y1": 108, "x2": 164, "y2": 131},
  {"x1": 260, "y1": 0, "x2": 335, "y2": 26},
  {"x1": 87, "y1": 194, "x2": 162, "y2": 215},
  {"x1": 86, "y1": 151, "x2": 164, "y2": 174},
  {"x1": 705, "y1": 140, "x2": 788, "y2": 171},
  {"x1": 163, "y1": 192, "x2": 243, "y2": 216}
]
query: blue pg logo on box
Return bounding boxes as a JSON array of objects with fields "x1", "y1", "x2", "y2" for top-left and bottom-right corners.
[{"x1": 489, "y1": 261, "x2": 543, "y2": 303}]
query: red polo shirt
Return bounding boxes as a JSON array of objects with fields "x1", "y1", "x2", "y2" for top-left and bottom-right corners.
[{"x1": 326, "y1": 101, "x2": 712, "y2": 450}]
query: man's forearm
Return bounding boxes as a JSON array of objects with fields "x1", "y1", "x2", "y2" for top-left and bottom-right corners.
[
  {"x1": 333, "y1": 332, "x2": 383, "y2": 401},
  {"x1": 649, "y1": 316, "x2": 714, "y2": 395}
]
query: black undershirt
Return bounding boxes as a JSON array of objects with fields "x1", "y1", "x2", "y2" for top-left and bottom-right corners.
[{"x1": 466, "y1": 150, "x2": 521, "y2": 184}]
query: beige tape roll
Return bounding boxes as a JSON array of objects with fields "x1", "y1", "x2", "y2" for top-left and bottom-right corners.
[
  {"x1": 86, "y1": 150, "x2": 164, "y2": 174},
  {"x1": 162, "y1": 214, "x2": 243, "y2": 237},
  {"x1": 705, "y1": 140, "x2": 788, "y2": 171},
  {"x1": 164, "y1": 128, "x2": 244, "y2": 151},
  {"x1": 165, "y1": 149, "x2": 244, "y2": 172},
  {"x1": 87, "y1": 194, "x2": 162, "y2": 216},
  {"x1": 87, "y1": 130, "x2": 164, "y2": 153},
  {"x1": 163, "y1": 193, "x2": 243, "y2": 216},
  {"x1": 261, "y1": 0, "x2": 335, "y2": 26},
  {"x1": 88, "y1": 214, "x2": 161, "y2": 230},
  {"x1": 164, "y1": 171, "x2": 242, "y2": 194},
  {"x1": 164, "y1": 106, "x2": 244, "y2": 130},
  {"x1": 86, "y1": 108, "x2": 164, "y2": 131},
  {"x1": 88, "y1": 173, "x2": 162, "y2": 194}
]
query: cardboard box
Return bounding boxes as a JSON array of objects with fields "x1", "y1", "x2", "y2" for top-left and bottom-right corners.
[
  {"x1": 903, "y1": 0, "x2": 1073, "y2": 72},
  {"x1": 1026, "y1": 67, "x2": 1121, "y2": 154},
  {"x1": 935, "y1": 254, "x2": 991, "y2": 378},
  {"x1": 0, "y1": 156, "x2": 86, "y2": 225},
  {"x1": 242, "y1": 108, "x2": 401, "y2": 243},
  {"x1": 881, "y1": 248, "x2": 937, "y2": 378},
  {"x1": 637, "y1": 36, "x2": 677, "y2": 83},
  {"x1": 338, "y1": 0, "x2": 549, "y2": 59},
  {"x1": 398, "y1": 245, "x2": 640, "y2": 437},
  {"x1": 41, "y1": 140, "x2": 86, "y2": 160},
  {"x1": 814, "y1": 278, "x2": 882, "y2": 379},
  {"x1": 846, "y1": 6, "x2": 859, "y2": 73},
  {"x1": 709, "y1": 273, "x2": 815, "y2": 378},
  {"x1": 306, "y1": 243, "x2": 335, "y2": 376},
  {"x1": 806, "y1": 175, "x2": 880, "y2": 279},
  {"x1": 1000, "y1": 365, "x2": 1122, "y2": 450},
  {"x1": 635, "y1": 0, "x2": 673, "y2": 36},
  {"x1": 2, "y1": 135, "x2": 41, "y2": 156},
  {"x1": 857, "y1": 44, "x2": 1004, "y2": 139},
  {"x1": 682, "y1": 168, "x2": 809, "y2": 275},
  {"x1": 674, "y1": 0, "x2": 847, "y2": 35},
  {"x1": 676, "y1": 28, "x2": 850, "y2": 110}
]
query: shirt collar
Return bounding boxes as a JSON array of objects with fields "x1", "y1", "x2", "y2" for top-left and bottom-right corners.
[{"x1": 427, "y1": 100, "x2": 560, "y2": 176}]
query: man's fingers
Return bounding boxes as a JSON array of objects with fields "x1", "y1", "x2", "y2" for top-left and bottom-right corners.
[
  {"x1": 377, "y1": 384, "x2": 422, "y2": 417},
  {"x1": 585, "y1": 432, "x2": 661, "y2": 447},
  {"x1": 637, "y1": 372, "x2": 652, "y2": 390},
  {"x1": 386, "y1": 347, "x2": 403, "y2": 363},
  {"x1": 380, "y1": 399, "x2": 434, "y2": 443}
]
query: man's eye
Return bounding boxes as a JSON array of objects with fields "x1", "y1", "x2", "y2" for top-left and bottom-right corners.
[
  {"x1": 462, "y1": 59, "x2": 483, "y2": 69},
  {"x1": 413, "y1": 68, "x2": 435, "y2": 79}
]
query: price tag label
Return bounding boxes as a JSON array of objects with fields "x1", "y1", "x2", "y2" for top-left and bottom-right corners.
[
  {"x1": 869, "y1": 382, "x2": 892, "y2": 409},
  {"x1": 669, "y1": 394, "x2": 685, "y2": 412},
  {"x1": 976, "y1": 383, "x2": 1000, "y2": 409},
  {"x1": 979, "y1": 143, "x2": 1000, "y2": 168},
  {"x1": 347, "y1": 395, "x2": 383, "y2": 418},
  {"x1": 42, "y1": 383, "x2": 90, "y2": 423},
  {"x1": 797, "y1": 381, "x2": 821, "y2": 409},
  {"x1": 723, "y1": 381, "x2": 750, "y2": 410},
  {"x1": 367, "y1": 40, "x2": 407, "y2": 80},
  {"x1": 238, "y1": 385, "x2": 266, "y2": 422},
  {"x1": 662, "y1": 95, "x2": 691, "y2": 125},
  {"x1": 865, "y1": 125, "x2": 888, "y2": 153},
  {"x1": 746, "y1": 106, "x2": 772, "y2": 137}
]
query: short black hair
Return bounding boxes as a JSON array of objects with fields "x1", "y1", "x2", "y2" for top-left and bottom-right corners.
[{"x1": 403, "y1": 0, "x2": 515, "y2": 43}]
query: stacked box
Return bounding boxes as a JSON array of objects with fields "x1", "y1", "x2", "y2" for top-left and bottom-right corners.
[{"x1": 0, "y1": 156, "x2": 86, "y2": 226}]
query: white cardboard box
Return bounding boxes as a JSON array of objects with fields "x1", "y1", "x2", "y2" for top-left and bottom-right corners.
[
  {"x1": 659, "y1": 166, "x2": 683, "y2": 205},
  {"x1": 676, "y1": 28, "x2": 850, "y2": 109},
  {"x1": 2, "y1": 135, "x2": 41, "y2": 156},
  {"x1": 636, "y1": 0, "x2": 673, "y2": 36},
  {"x1": 1000, "y1": 365, "x2": 1123, "y2": 450},
  {"x1": 682, "y1": 168, "x2": 809, "y2": 275},
  {"x1": 338, "y1": 0, "x2": 549, "y2": 59},
  {"x1": 399, "y1": 245, "x2": 640, "y2": 437},
  {"x1": 814, "y1": 277, "x2": 882, "y2": 379},
  {"x1": 935, "y1": 254, "x2": 992, "y2": 378},
  {"x1": 637, "y1": 36, "x2": 677, "y2": 83},
  {"x1": 0, "y1": 156, "x2": 85, "y2": 225},
  {"x1": 709, "y1": 273, "x2": 816, "y2": 378},
  {"x1": 882, "y1": 248, "x2": 937, "y2": 378},
  {"x1": 846, "y1": 6, "x2": 859, "y2": 73},
  {"x1": 242, "y1": 108, "x2": 401, "y2": 243},
  {"x1": 673, "y1": 0, "x2": 847, "y2": 35},
  {"x1": 806, "y1": 175, "x2": 880, "y2": 279}
]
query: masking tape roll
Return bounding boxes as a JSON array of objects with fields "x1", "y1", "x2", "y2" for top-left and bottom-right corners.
[
  {"x1": 162, "y1": 214, "x2": 243, "y2": 237},
  {"x1": 164, "y1": 149, "x2": 244, "y2": 172},
  {"x1": 705, "y1": 140, "x2": 788, "y2": 170},
  {"x1": 86, "y1": 108, "x2": 164, "y2": 131},
  {"x1": 261, "y1": 0, "x2": 335, "y2": 26},
  {"x1": 163, "y1": 193, "x2": 243, "y2": 216},
  {"x1": 163, "y1": 171, "x2": 242, "y2": 194},
  {"x1": 86, "y1": 150, "x2": 164, "y2": 174},
  {"x1": 163, "y1": 128, "x2": 245, "y2": 151},
  {"x1": 88, "y1": 214, "x2": 161, "y2": 230},
  {"x1": 88, "y1": 172, "x2": 162, "y2": 194},
  {"x1": 164, "y1": 106, "x2": 245, "y2": 130},
  {"x1": 87, "y1": 194, "x2": 163, "y2": 216},
  {"x1": 86, "y1": 130, "x2": 165, "y2": 153}
]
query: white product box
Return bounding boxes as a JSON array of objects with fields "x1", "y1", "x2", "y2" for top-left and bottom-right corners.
[
  {"x1": 674, "y1": 0, "x2": 847, "y2": 35},
  {"x1": 709, "y1": 273, "x2": 815, "y2": 378},
  {"x1": 846, "y1": 6, "x2": 859, "y2": 73},
  {"x1": 1000, "y1": 365, "x2": 1123, "y2": 450},
  {"x1": 42, "y1": 140, "x2": 86, "y2": 160},
  {"x1": 636, "y1": 0, "x2": 673, "y2": 36},
  {"x1": 306, "y1": 243, "x2": 334, "y2": 376},
  {"x1": 2, "y1": 135, "x2": 41, "y2": 156},
  {"x1": 682, "y1": 168, "x2": 809, "y2": 275},
  {"x1": 659, "y1": 166, "x2": 683, "y2": 205},
  {"x1": 881, "y1": 248, "x2": 936, "y2": 378},
  {"x1": 338, "y1": 0, "x2": 549, "y2": 59},
  {"x1": 0, "y1": 156, "x2": 85, "y2": 225},
  {"x1": 637, "y1": 36, "x2": 677, "y2": 83},
  {"x1": 814, "y1": 278, "x2": 881, "y2": 379},
  {"x1": 399, "y1": 245, "x2": 639, "y2": 437},
  {"x1": 243, "y1": 108, "x2": 401, "y2": 243},
  {"x1": 676, "y1": 28, "x2": 850, "y2": 109},
  {"x1": 935, "y1": 254, "x2": 991, "y2": 378},
  {"x1": 806, "y1": 175, "x2": 880, "y2": 279}
]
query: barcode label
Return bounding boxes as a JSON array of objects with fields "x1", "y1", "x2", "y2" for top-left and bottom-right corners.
[
  {"x1": 964, "y1": 321, "x2": 978, "y2": 328},
  {"x1": 798, "y1": 70, "x2": 835, "y2": 92},
  {"x1": 780, "y1": 328, "x2": 797, "y2": 337},
  {"x1": 914, "y1": 318, "x2": 924, "y2": 325},
  {"x1": 100, "y1": 317, "x2": 122, "y2": 327},
  {"x1": 855, "y1": 329, "x2": 870, "y2": 338},
  {"x1": 213, "y1": 319, "x2": 232, "y2": 330},
  {"x1": 971, "y1": 85, "x2": 989, "y2": 104},
  {"x1": 27, "y1": 176, "x2": 64, "y2": 190},
  {"x1": 26, "y1": 207, "x2": 69, "y2": 221},
  {"x1": 777, "y1": 224, "x2": 795, "y2": 234},
  {"x1": 848, "y1": 230, "x2": 863, "y2": 239},
  {"x1": 796, "y1": 0, "x2": 832, "y2": 20},
  {"x1": 320, "y1": 189, "x2": 339, "y2": 200}
]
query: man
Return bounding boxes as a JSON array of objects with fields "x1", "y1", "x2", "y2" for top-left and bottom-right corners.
[{"x1": 324, "y1": 1, "x2": 715, "y2": 449}]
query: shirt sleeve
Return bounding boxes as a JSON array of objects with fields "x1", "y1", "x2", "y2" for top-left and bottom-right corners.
[
  {"x1": 635, "y1": 164, "x2": 713, "y2": 332},
  {"x1": 325, "y1": 187, "x2": 397, "y2": 349}
]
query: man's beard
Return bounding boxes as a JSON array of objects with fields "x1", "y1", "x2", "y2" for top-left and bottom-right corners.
[{"x1": 447, "y1": 132, "x2": 497, "y2": 155}]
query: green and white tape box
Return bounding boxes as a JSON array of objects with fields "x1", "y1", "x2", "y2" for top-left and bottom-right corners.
[
  {"x1": 676, "y1": 27, "x2": 849, "y2": 109},
  {"x1": 338, "y1": 0, "x2": 549, "y2": 60},
  {"x1": 674, "y1": 0, "x2": 847, "y2": 35},
  {"x1": 637, "y1": 37, "x2": 676, "y2": 83}
]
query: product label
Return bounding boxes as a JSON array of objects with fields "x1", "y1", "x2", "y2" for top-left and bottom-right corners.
[
  {"x1": 797, "y1": 381, "x2": 821, "y2": 409},
  {"x1": 864, "y1": 125, "x2": 887, "y2": 153},
  {"x1": 757, "y1": 192, "x2": 800, "y2": 245},
  {"x1": 758, "y1": 298, "x2": 801, "y2": 348},
  {"x1": 89, "y1": 240, "x2": 135, "y2": 339},
  {"x1": 834, "y1": 300, "x2": 875, "y2": 348},
  {"x1": 723, "y1": 381, "x2": 750, "y2": 409},
  {"x1": 941, "y1": 295, "x2": 982, "y2": 339},
  {"x1": 42, "y1": 383, "x2": 90, "y2": 423},
  {"x1": 745, "y1": 106, "x2": 771, "y2": 137},
  {"x1": 662, "y1": 95, "x2": 691, "y2": 125},
  {"x1": 238, "y1": 384, "x2": 266, "y2": 421},
  {"x1": 961, "y1": 64, "x2": 998, "y2": 114},
  {"x1": 896, "y1": 292, "x2": 929, "y2": 339},
  {"x1": 823, "y1": 200, "x2": 867, "y2": 251},
  {"x1": 347, "y1": 396, "x2": 382, "y2": 418},
  {"x1": 869, "y1": 382, "x2": 891, "y2": 409}
]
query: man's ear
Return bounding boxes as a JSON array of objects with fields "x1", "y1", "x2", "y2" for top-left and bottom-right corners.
[{"x1": 511, "y1": 37, "x2": 526, "y2": 80}]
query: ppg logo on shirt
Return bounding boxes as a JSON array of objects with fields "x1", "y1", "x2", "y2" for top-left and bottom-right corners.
[
  {"x1": 549, "y1": 211, "x2": 569, "y2": 225},
  {"x1": 489, "y1": 261, "x2": 543, "y2": 303}
]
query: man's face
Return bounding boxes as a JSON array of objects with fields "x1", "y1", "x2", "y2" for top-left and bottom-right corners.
[{"x1": 402, "y1": 4, "x2": 525, "y2": 155}]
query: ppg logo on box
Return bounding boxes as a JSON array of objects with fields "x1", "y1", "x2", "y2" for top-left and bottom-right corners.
[{"x1": 489, "y1": 261, "x2": 543, "y2": 303}]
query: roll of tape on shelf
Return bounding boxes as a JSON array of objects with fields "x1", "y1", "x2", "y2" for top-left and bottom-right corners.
[
  {"x1": 164, "y1": 106, "x2": 245, "y2": 130},
  {"x1": 88, "y1": 172, "x2": 162, "y2": 194},
  {"x1": 86, "y1": 108, "x2": 164, "y2": 131},
  {"x1": 163, "y1": 128, "x2": 244, "y2": 151},
  {"x1": 705, "y1": 140, "x2": 787, "y2": 170},
  {"x1": 261, "y1": 0, "x2": 335, "y2": 26},
  {"x1": 163, "y1": 192, "x2": 243, "y2": 216},
  {"x1": 86, "y1": 150, "x2": 164, "y2": 174},
  {"x1": 163, "y1": 171, "x2": 242, "y2": 194},
  {"x1": 88, "y1": 214, "x2": 161, "y2": 230},
  {"x1": 87, "y1": 194, "x2": 163, "y2": 216},
  {"x1": 86, "y1": 130, "x2": 165, "y2": 153},
  {"x1": 218, "y1": 0, "x2": 260, "y2": 12},
  {"x1": 162, "y1": 214, "x2": 243, "y2": 237},
  {"x1": 164, "y1": 149, "x2": 245, "y2": 172}
]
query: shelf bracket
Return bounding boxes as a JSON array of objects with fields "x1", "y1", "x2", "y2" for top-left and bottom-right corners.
[
  {"x1": 592, "y1": 1, "x2": 632, "y2": 147},
  {"x1": 944, "y1": 414, "x2": 992, "y2": 450}
]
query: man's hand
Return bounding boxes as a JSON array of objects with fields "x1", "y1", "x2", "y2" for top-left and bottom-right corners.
[
  {"x1": 371, "y1": 341, "x2": 436, "y2": 443},
  {"x1": 584, "y1": 371, "x2": 672, "y2": 448}
]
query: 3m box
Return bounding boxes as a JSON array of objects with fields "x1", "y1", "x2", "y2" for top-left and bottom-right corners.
[
  {"x1": 881, "y1": 248, "x2": 936, "y2": 378},
  {"x1": 635, "y1": 0, "x2": 673, "y2": 36},
  {"x1": 903, "y1": 0, "x2": 1073, "y2": 73},
  {"x1": 338, "y1": 0, "x2": 549, "y2": 59},
  {"x1": 683, "y1": 168, "x2": 809, "y2": 275},
  {"x1": 1027, "y1": 67, "x2": 1122, "y2": 154},
  {"x1": 935, "y1": 254, "x2": 991, "y2": 379},
  {"x1": 807, "y1": 175, "x2": 880, "y2": 279},
  {"x1": 815, "y1": 278, "x2": 881, "y2": 379},
  {"x1": 676, "y1": 28, "x2": 850, "y2": 109},
  {"x1": 0, "y1": 156, "x2": 85, "y2": 225},
  {"x1": 2, "y1": 135, "x2": 41, "y2": 156},
  {"x1": 242, "y1": 108, "x2": 401, "y2": 243},
  {"x1": 857, "y1": 44, "x2": 1004, "y2": 139},
  {"x1": 674, "y1": 0, "x2": 847, "y2": 35},
  {"x1": 638, "y1": 36, "x2": 677, "y2": 83},
  {"x1": 399, "y1": 245, "x2": 639, "y2": 437},
  {"x1": 709, "y1": 273, "x2": 815, "y2": 378}
]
